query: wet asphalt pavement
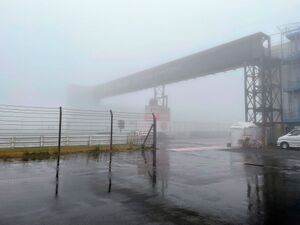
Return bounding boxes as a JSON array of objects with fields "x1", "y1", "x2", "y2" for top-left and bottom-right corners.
[{"x1": 0, "y1": 138, "x2": 300, "y2": 225}]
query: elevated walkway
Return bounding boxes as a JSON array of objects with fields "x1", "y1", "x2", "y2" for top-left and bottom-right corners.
[{"x1": 90, "y1": 33, "x2": 270, "y2": 99}]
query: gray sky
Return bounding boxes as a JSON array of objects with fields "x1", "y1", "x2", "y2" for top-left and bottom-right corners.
[{"x1": 0, "y1": 0, "x2": 299, "y2": 122}]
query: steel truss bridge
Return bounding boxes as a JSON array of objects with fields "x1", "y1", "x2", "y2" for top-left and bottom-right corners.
[{"x1": 71, "y1": 32, "x2": 283, "y2": 144}]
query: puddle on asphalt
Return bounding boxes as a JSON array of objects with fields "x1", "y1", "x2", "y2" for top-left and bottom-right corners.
[{"x1": 0, "y1": 139, "x2": 300, "y2": 225}]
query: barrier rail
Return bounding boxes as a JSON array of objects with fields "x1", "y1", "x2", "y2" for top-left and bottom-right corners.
[{"x1": 0, "y1": 105, "x2": 156, "y2": 149}]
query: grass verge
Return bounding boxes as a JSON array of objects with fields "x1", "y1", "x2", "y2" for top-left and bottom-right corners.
[{"x1": 0, "y1": 144, "x2": 150, "y2": 160}]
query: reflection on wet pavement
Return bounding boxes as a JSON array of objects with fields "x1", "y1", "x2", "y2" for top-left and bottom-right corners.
[{"x1": 0, "y1": 138, "x2": 300, "y2": 225}]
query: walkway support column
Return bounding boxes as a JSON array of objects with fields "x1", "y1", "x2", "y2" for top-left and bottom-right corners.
[{"x1": 244, "y1": 59, "x2": 282, "y2": 146}]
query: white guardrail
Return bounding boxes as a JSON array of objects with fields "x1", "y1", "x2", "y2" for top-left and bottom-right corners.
[
  {"x1": 0, "y1": 133, "x2": 149, "y2": 149},
  {"x1": 0, "y1": 105, "x2": 155, "y2": 150}
]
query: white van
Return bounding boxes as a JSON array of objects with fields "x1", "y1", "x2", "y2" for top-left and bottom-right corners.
[{"x1": 277, "y1": 129, "x2": 300, "y2": 149}]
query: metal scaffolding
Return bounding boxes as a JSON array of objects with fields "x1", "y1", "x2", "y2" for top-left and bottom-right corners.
[
  {"x1": 244, "y1": 49, "x2": 283, "y2": 144},
  {"x1": 244, "y1": 60, "x2": 282, "y2": 124}
]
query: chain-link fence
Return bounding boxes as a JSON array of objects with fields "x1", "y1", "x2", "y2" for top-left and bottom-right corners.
[{"x1": 0, "y1": 105, "x2": 156, "y2": 150}]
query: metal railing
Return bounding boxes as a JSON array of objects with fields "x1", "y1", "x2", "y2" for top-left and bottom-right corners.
[
  {"x1": 0, "y1": 105, "x2": 157, "y2": 150},
  {"x1": 271, "y1": 23, "x2": 300, "y2": 60}
]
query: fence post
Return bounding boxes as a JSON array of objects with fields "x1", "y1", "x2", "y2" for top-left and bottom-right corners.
[
  {"x1": 108, "y1": 110, "x2": 113, "y2": 193},
  {"x1": 109, "y1": 110, "x2": 113, "y2": 151},
  {"x1": 56, "y1": 106, "x2": 62, "y2": 179},
  {"x1": 151, "y1": 113, "x2": 157, "y2": 186},
  {"x1": 108, "y1": 153, "x2": 112, "y2": 193},
  {"x1": 152, "y1": 113, "x2": 157, "y2": 150}
]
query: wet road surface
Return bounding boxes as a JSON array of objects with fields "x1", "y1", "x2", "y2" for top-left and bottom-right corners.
[{"x1": 0, "y1": 138, "x2": 300, "y2": 225}]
